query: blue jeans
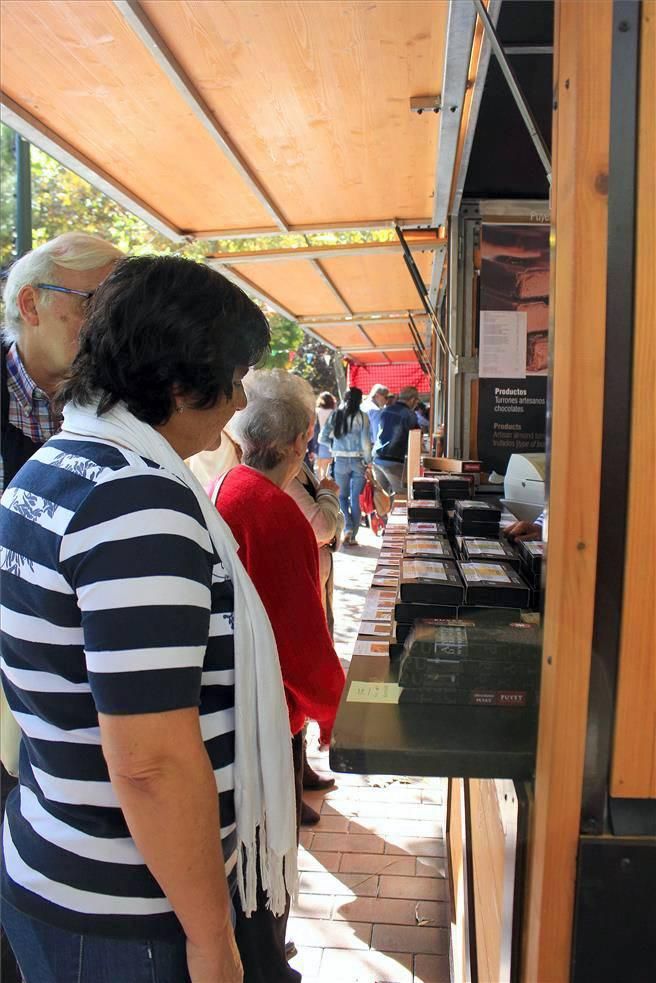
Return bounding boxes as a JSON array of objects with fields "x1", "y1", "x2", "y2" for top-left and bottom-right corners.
[
  {"x1": 1, "y1": 901, "x2": 190, "y2": 983},
  {"x1": 334, "y1": 458, "x2": 366, "y2": 536}
]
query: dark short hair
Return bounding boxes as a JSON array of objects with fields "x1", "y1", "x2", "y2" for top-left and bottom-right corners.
[
  {"x1": 58, "y1": 255, "x2": 270, "y2": 425},
  {"x1": 317, "y1": 391, "x2": 336, "y2": 409}
]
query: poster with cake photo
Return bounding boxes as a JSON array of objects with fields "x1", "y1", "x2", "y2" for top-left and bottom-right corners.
[{"x1": 479, "y1": 224, "x2": 550, "y2": 375}]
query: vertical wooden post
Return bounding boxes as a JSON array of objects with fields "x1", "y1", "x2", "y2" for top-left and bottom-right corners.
[{"x1": 523, "y1": 1, "x2": 613, "y2": 979}]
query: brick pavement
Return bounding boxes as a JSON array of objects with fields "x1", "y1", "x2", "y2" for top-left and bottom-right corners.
[{"x1": 291, "y1": 527, "x2": 451, "y2": 983}]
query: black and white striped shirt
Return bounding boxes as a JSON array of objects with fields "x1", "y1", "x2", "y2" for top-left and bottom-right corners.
[{"x1": 0, "y1": 436, "x2": 236, "y2": 939}]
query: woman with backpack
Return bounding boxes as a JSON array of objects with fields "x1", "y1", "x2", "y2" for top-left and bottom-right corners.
[{"x1": 319, "y1": 387, "x2": 372, "y2": 546}]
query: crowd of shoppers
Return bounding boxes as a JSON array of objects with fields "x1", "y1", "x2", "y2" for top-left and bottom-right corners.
[{"x1": 0, "y1": 235, "x2": 426, "y2": 982}]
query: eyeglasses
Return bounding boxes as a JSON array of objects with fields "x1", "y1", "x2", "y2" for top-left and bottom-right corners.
[{"x1": 36, "y1": 283, "x2": 95, "y2": 301}]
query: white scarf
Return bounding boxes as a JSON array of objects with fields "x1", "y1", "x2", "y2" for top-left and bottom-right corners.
[{"x1": 61, "y1": 401, "x2": 298, "y2": 916}]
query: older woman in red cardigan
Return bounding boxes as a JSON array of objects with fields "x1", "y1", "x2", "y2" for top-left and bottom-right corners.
[{"x1": 210, "y1": 370, "x2": 345, "y2": 983}]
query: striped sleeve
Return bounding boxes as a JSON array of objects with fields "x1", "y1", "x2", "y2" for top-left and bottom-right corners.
[{"x1": 60, "y1": 471, "x2": 213, "y2": 716}]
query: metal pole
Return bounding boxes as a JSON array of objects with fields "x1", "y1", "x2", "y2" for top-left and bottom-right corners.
[
  {"x1": 15, "y1": 133, "x2": 32, "y2": 257},
  {"x1": 471, "y1": 0, "x2": 552, "y2": 182}
]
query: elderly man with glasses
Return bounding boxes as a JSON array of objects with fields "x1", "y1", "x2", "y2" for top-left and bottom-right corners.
[
  {"x1": 1, "y1": 231, "x2": 122, "y2": 983},
  {"x1": 1, "y1": 232, "x2": 123, "y2": 491}
]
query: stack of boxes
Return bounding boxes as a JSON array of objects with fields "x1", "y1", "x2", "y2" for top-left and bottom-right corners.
[{"x1": 352, "y1": 479, "x2": 544, "y2": 710}]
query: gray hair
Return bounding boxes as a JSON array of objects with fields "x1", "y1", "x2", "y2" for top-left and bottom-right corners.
[
  {"x1": 2, "y1": 233, "x2": 124, "y2": 344},
  {"x1": 232, "y1": 369, "x2": 315, "y2": 471}
]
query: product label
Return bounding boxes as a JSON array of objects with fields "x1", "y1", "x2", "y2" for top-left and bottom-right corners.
[
  {"x1": 359, "y1": 621, "x2": 391, "y2": 635},
  {"x1": 462, "y1": 563, "x2": 513, "y2": 584},
  {"x1": 405, "y1": 539, "x2": 449, "y2": 556},
  {"x1": 466, "y1": 540, "x2": 506, "y2": 555},
  {"x1": 403, "y1": 560, "x2": 450, "y2": 581},
  {"x1": 353, "y1": 640, "x2": 390, "y2": 657}
]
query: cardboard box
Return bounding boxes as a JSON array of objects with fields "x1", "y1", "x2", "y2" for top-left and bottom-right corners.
[{"x1": 423, "y1": 457, "x2": 482, "y2": 474}]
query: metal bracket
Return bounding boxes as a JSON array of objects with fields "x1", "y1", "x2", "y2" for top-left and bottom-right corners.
[
  {"x1": 456, "y1": 356, "x2": 479, "y2": 375},
  {"x1": 410, "y1": 95, "x2": 442, "y2": 115},
  {"x1": 471, "y1": 0, "x2": 552, "y2": 182},
  {"x1": 396, "y1": 225, "x2": 456, "y2": 363}
]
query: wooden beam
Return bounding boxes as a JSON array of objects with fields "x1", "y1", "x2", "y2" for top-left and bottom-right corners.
[
  {"x1": 207, "y1": 237, "x2": 446, "y2": 265},
  {"x1": 0, "y1": 91, "x2": 184, "y2": 242},
  {"x1": 523, "y1": 2, "x2": 613, "y2": 979},
  {"x1": 113, "y1": 0, "x2": 289, "y2": 231},
  {"x1": 298, "y1": 311, "x2": 429, "y2": 328},
  {"x1": 191, "y1": 218, "x2": 434, "y2": 240}
]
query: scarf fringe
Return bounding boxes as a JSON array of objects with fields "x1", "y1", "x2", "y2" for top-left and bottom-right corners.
[{"x1": 237, "y1": 821, "x2": 299, "y2": 918}]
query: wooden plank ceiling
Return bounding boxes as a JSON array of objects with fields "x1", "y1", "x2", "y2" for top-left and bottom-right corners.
[{"x1": 0, "y1": 0, "x2": 449, "y2": 361}]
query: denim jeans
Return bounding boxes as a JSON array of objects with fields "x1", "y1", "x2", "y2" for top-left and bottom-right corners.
[
  {"x1": 2, "y1": 901, "x2": 190, "y2": 983},
  {"x1": 334, "y1": 458, "x2": 366, "y2": 536}
]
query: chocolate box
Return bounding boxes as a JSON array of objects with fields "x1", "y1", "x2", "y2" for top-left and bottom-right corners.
[
  {"x1": 399, "y1": 559, "x2": 465, "y2": 605},
  {"x1": 458, "y1": 561, "x2": 531, "y2": 608}
]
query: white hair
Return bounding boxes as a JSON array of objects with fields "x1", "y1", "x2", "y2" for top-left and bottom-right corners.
[
  {"x1": 232, "y1": 369, "x2": 316, "y2": 471},
  {"x1": 2, "y1": 233, "x2": 124, "y2": 344}
]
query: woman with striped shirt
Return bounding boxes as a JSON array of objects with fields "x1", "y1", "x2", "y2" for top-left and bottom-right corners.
[{"x1": 0, "y1": 257, "x2": 296, "y2": 983}]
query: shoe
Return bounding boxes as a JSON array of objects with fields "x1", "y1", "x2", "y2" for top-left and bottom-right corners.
[
  {"x1": 285, "y1": 940, "x2": 298, "y2": 961},
  {"x1": 303, "y1": 763, "x2": 336, "y2": 791},
  {"x1": 300, "y1": 801, "x2": 321, "y2": 826},
  {"x1": 342, "y1": 532, "x2": 353, "y2": 546}
]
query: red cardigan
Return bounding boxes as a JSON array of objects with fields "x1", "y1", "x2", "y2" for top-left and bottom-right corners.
[{"x1": 214, "y1": 465, "x2": 345, "y2": 742}]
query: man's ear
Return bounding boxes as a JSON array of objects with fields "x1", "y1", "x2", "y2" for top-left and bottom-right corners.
[{"x1": 17, "y1": 285, "x2": 40, "y2": 326}]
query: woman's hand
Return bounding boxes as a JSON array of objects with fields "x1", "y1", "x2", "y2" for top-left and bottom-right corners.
[
  {"x1": 186, "y1": 923, "x2": 243, "y2": 983},
  {"x1": 319, "y1": 477, "x2": 339, "y2": 495}
]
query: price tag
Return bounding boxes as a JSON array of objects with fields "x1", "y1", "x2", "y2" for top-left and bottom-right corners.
[
  {"x1": 353, "y1": 640, "x2": 390, "y2": 657},
  {"x1": 347, "y1": 681, "x2": 403, "y2": 703}
]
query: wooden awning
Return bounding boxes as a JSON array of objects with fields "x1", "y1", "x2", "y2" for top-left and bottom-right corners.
[{"x1": 1, "y1": 0, "x2": 451, "y2": 361}]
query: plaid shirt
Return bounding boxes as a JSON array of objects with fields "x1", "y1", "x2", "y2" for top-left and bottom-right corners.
[{"x1": 1, "y1": 343, "x2": 61, "y2": 491}]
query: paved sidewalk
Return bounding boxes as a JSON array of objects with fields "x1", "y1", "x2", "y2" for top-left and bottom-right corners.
[{"x1": 291, "y1": 527, "x2": 451, "y2": 983}]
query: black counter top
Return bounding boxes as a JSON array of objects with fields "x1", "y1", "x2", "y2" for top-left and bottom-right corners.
[{"x1": 330, "y1": 652, "x2": 538, "y2": 779}]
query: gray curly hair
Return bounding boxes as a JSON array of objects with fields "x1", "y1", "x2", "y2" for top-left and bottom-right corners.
[{"x1": 232, "y1": 369, "x2": 316, "y2": 471}]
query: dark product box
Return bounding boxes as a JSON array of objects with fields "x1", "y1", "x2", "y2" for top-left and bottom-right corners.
[
  {"x1": 455, "y1": 500, "x2": 502, "y2": 523},
  {"x1": 399, "y1": 559, "x2": 465, "y2": 606},
  {"x1": 454, "y1": 517, "x2": 501, "y2": 538},
  {"x1": 397, "y1": 617, "x2": 541, "y2": 704},
  {"x1": 408, "y1": 521, "x2": 446, "y2": 536},
  {"x1": 461, "y1": 537, "x2": 520, "y2": 568},
  {"x1": 517, "y1": 539, "x2": 545, "y2": 586},
  {"x1": 411, "y1": 477, "x2": 440, "y2": 500},
  {"x1": 458, "y1": 561, "x2": 531, "y2": 608},
  {"x1": 404, "y1": 536, "x2": 454, "y2": 560},
  {"x1": 407, "y1": 500, "x2": 444, "y2": 522},
  {"x1": 394, "y1": 600, "x2": 467, "y2": 641}
]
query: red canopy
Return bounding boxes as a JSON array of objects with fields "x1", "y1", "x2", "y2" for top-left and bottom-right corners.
[{"x1": 347, "y1": 362, "x2": 430, "y2": 396}]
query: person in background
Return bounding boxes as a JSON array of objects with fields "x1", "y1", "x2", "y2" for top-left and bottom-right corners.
[
  {"x1": 186, "y1": 418, "x2": 242, "y2": 488},
  {"x1": 0, "y1": 256, "x2": 287, "y2": 983},
  {"x1": 212, "y1": 369, "x2": 345, "y2": 983},
  {"x1": 319, "y1": 387, "x2": 372, "y2": 546},
  {"x1": 314, "y1": 391, "x2": 336, "y2": 478},
  {"x1": 415, "y1": 400, "x2": 430, "y2": 430},
  {"x1": 385, "y1": 392, "x2": 397, "y2": 406},
  {"x1": 0, "y1": 232, "x2": 123, "y2": 983},
  {"x1": 360, "y1": 383, "x2": 389, "y2": 443},
  {"x1": 372, "y1": 384, "x2": 420, "y2": 494}
]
